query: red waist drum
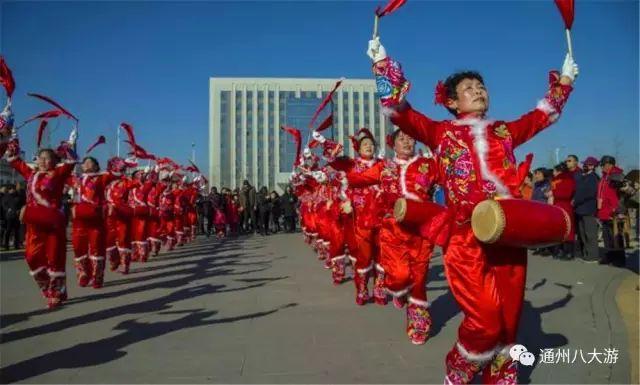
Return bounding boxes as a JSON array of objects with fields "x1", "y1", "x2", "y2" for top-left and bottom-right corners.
[
  {"x1": 471, "y1": 199, "x2": 572, "y2": 248},
  {"x1": 22, "y1": 205, "x2": 65, "y2": 230},
  {"x1": 114, "y1": 204, "x2": 133, "y2": 219},
  {"x1": 394, "y1": 198, "x2": 446, "y2": 227},
  {"x1": 74, "y1": 202, "x2": 103, "y2": 221},
  {"x1": 133, "y1": 206, "x2": 150, "y2": 217}
]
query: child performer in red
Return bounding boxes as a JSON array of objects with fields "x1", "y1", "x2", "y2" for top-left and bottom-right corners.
[{"x1": 367, "y1": 38, "x2": 578, "y2": 383}]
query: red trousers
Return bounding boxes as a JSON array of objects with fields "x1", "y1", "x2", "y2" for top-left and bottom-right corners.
[
  {"x1": 105, "y1": 214, "x2": 132, "y2": 272},
  {"x1": 160, "y1": 215, "x2": 176, "y2": 250},
  {"x1": 72, "y1": 217, "x2": 106, "y2": 287},
  {"x1": 24, "y1": 224, "x2": 67, "y2": 298},
  {"x1": 147, "y1": 216, "x2": 162, "y2": 255},
  {"x1": 344, "y1": 215, "x2": 378, "y2": 274},
  {"x1": 444, "y1": 224, "x2": 527, "y2": 358},
  {"x1": 378, "y1": 217, "x2": 433, "y2": 301},
  {"x1": 130, "y1": 215, "x2": 149, "y2": 262}
]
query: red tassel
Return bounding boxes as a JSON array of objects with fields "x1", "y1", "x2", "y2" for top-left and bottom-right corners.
[
  {"x1": 0, "y1": 56, "x2": 15, "y2": 98},
  {"x1": 37, "y1": 120, "x2": 48, "y2": 148},
  {"x1": 309, "y1": 78, "x2": 343, "y2": 128},
  {"x1": 188, "y1": 160, "x2": 201, "y2": 174},
  {"x1": 24, "y1": 109, "x2": 64, "y2": 124},
  {"x1": 375, "y1": 0, "x2": 407, "y2": 17},
  {"x1": 554, "y1": 0, "x2": 575, "y2": 30},
  {"x1": 281, "y1": 126, "x2": 302, "y2": 167},
  {"x1": 85, "y1": 135, "x2": 106, "y2": 154},
  {"x1": 315, "y1": 114, "x2": 333, "y2": 132},
  {"x1": 120, "y1": 123, "x2": 136, "y2": 145},
  {"x1": 28, "y1": 93, "x2": 78, "y2": 121}
]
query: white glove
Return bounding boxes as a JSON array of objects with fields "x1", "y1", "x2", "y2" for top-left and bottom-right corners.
[
  {"x1": 303, "y1": 148, "x2": 312, "y2": 158},
  {"x1": 68, "y1": 127, "x2": 78, "y2": 146},
  {"x1": 143, "y1": 166, "x2": 150, "y2": 173},
  {"x1": 311, "y1": 171, "x2": 327, "y2": 183},
  {"x1": 367, "y1": 37, "x2": 387, "y2": 63},
  {"x1": 561, "y1": 53, "x2": 579, "y2": 82},
  {"x1": 312, "y1": 131, "x2": 325, "y2": 143}
]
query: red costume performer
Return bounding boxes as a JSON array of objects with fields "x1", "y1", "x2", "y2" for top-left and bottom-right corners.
[
  {"x1": 173, "y1": 180, "x2": 187, "y2": 246},
  {"x1": 341, "y1": 128, "x2": 385, "y2": 306},
  {"x1": 185, "y1": 183, "x2": 199, "y2": 241},
  {"x1": 105, "y1": 158, "x2": 136, "y2": 274},
  {"x1": 160, "y1": 180, "x2": 178, "y2": 251},
  {"x1": 146, "y1": 170, "x2": 168, "y2": 256},
  {"x1": 70, "y1": 165, "x2": 117, "y2": 288},
  {"x1": 6, "y1": 140, "x2": 75, "y2": 309},
  {"x1": 368, "y1": 38, "x2": 576, "y2": 382},
  {"x1": 336, "y1": 130, "x2": 438, "y2": 345},
  {"x1": 129, "y1": 170, "x2": 153, "y2": 262},
  {"x1": 308, "y1": 133, "x2": 352, "y2": 284}
]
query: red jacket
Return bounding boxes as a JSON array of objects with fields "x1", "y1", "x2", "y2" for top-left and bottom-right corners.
[{"x1": 597, "y1": 166, "x2": 623, "y2": 221}]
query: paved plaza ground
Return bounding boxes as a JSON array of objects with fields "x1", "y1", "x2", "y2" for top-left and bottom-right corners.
[{"x1": 1, "y1": 233, "x2": 638, "y2": 384}]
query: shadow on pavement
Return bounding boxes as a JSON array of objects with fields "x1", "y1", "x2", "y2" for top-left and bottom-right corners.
[{"x1": 0, "y1": 303, "x2": 298, "y2": 383}]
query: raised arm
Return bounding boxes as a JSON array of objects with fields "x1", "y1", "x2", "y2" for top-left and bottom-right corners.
[
  {"x1": 344, "y1": 161, "x2": 384, "y2": 188},
  {"x1": 5, "y1": 139, "x2": 34, "y2": 180},
  {"x1": 508, "y1": 54, "x2": 578, "y2": 147},
  {"x1": 367, "y1": 38, "x2": 440, "y2": 148}
]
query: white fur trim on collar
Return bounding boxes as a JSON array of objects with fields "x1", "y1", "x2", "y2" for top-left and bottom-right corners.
[
  {"x1": 396, "y1": 155, "x2": 422, "y2": 201},
  {"x1": 456, "y1": 118, "x2": 511, "y2": 197}
]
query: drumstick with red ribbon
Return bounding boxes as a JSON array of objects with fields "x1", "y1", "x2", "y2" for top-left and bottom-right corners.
[
  {"x1": 373, "y1": 0, "x2": 407, "y2": 38},
  {"x1": 554, "y1": 0, "x2": 575, "y2": 58}
]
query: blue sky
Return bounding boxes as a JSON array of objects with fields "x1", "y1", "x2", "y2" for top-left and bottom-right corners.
[{"x1": 2, "y1": 0, "x2": 638, "y2": 173}]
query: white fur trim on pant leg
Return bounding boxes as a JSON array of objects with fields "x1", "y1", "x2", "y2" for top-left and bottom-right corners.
[
  {"x1": 323, "y1": 241, "x2": 330, "y2": 246},
  {"x1": 29, "y1": 266, "x2": 46, "y2": 276},
  {"x1": 348, "y1": 255, "x2": 357, "y2": 264},
  {"x1": 89, "y1": 255, "x2": 105, "y2": 261},
  {"x1": 117, "y1": 247, "x2": 132, "y2": 253},
  {"x1": 331, "y1": 254, "x2": 347, "y2": 262},
  {"x1": 385, "y1": 285, "x2": 411, "y2": 298},
  {"x1": 408, "y1": 296, "x2": 430, "y2": 308},
  {"x1": 456, "y1": 341, "x2": 497, "y2": 363},
  {"x1": 74, "y1": 255, "x2": 88, "y2": 262},
  {"x1": 375, "y1": 263, "x2": 385, "y2": 273},
  {"x1": 106, "y1": 246, "x2": 117, "y2": 251},
  {"x1": 357, "y1": 263, "x2": 374, "y2": 275},
  {"x1": 47, "y1": 270, "x2": 66, "y2": 278}
]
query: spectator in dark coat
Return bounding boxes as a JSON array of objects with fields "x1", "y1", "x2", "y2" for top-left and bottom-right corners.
[
  {"x1": 2, "y1": 184, "x2": 22, "y2": 250},
  {"x1": 256, "y1": 187, "x2": 271, "y2": 236},
  {"x1": 280, "y1": 185, "x2": 298, "y2": 233},
  {"x1": 240, "y1": 180, "x2": 257, "y2": 233},
  {"x1": 270, "y1": 191, "x2": 281, "y2": 233},
  {"x1": 573, "y1": 156, "x2": 600, "y2": 262},
  {"x1": 531, "y1": 168, "x2": 552, "y2": 203}
]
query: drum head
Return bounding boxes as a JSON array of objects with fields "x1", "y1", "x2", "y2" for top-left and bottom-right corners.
[
  {"x1": 393, "y1": 199, "x2": 407, "y2": 222},
  {"x1": 471, "y1": 200, "x2": 505, "y2": 243}
]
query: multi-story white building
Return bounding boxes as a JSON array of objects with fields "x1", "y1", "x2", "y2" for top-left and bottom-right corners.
[{"x1": 209, "y1": 77, "x2": 393, "y2": 192}]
